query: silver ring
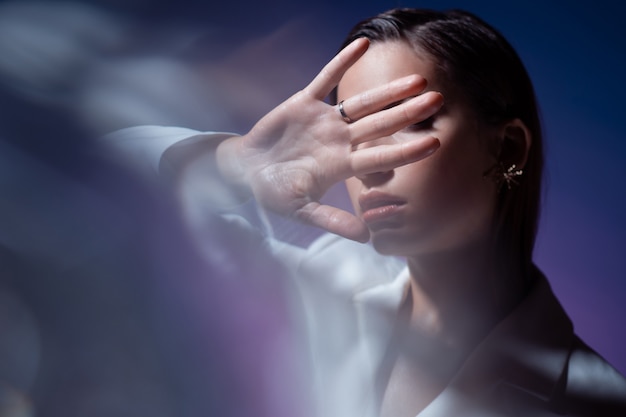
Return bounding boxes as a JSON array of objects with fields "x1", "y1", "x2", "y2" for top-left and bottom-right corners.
[{"x1": 338, "y1": 100, "x2": 354, "y2": 123}]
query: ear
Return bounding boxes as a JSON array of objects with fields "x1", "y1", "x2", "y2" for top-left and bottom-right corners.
[{"x1": 497, "y1": 118, "x2": 532, "y2": 170}]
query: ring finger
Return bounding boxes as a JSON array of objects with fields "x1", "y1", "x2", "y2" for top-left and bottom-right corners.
[{"x1": 336, "y1": 74, "x2": 427, "y2": 123}]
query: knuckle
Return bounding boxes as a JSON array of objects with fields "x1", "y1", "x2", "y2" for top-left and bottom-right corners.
[
  {"x1": 359, "y1": 90, "x2": 374, "y2": 109},
  {"x1": 372, "y1": 114, "x2": 390, "y2": 133}
]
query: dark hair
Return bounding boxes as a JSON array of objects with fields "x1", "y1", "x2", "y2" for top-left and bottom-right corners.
[{"x1": 334, "y1": 8, "x2": 543, "y2": 281}]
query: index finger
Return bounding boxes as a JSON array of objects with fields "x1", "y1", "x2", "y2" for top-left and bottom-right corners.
[{"x1": 306, "y1": 38, "x2": 370, "y2": 100}]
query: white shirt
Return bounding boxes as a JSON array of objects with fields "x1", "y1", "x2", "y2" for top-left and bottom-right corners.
[{"x1": 105, "y1": 126, "x2": 626, "y2": 417}]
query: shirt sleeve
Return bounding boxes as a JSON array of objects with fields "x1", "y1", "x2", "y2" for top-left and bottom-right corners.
[
  {"x1": 101, "y1": 125, "x2": 323, "y2": 273},
  {"x1": 102, "y1": 125, "x2": 250, "y2": 208},
  {"x1": 101, "y1": 125, "x2": 235, "y2": 176}
]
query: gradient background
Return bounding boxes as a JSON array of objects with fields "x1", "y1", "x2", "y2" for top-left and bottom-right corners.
[{"x1": 1, "y1": 0, "x2": 624, "y2": 385}]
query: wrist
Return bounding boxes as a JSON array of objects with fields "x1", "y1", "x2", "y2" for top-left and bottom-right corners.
[{"x1": 216, "y1": 135, "x2": 252, "y2": 200}]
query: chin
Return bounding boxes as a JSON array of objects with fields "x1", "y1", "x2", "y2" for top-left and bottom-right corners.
[{"x1": 369, "y1": 230, "x2": 417, "y2": 257}]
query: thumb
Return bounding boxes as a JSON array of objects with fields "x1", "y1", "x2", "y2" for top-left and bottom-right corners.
[{"x1": 294, "y1": 202, "x2": 370, "y2": 243}]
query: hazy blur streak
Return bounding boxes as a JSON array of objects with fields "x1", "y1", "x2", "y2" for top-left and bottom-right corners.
[
  {"x1": 0, "y1": 1, "x2": 329, "y2": 135},
  {"x1": 0, "y1": 1, "x2": 324, "y2": 416}
]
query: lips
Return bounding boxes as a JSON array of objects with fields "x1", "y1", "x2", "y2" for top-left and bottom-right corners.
[{"x1": 358, "y1": 191, "x2": 406, "y2": 225}]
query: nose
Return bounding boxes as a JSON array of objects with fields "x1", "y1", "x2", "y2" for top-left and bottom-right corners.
[{"x1": 354, "y1": 169, "x2": 394, "y2": 188}]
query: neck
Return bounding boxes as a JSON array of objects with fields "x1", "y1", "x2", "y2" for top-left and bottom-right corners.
[{"x1": 404, "y1": 239, "x2": 526, "y2": 351}]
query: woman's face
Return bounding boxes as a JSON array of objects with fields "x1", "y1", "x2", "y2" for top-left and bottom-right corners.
[{"x1": 338, "y1": 41, "x2": 499, "y2": 257}]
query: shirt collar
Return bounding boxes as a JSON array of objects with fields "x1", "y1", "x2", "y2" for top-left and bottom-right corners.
[{"x1": 355, "y1": 266, "x2": 574, "y2": 414}]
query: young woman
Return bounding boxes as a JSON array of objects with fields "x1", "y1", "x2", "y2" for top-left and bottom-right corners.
[{"x1": 108, "y1": 8, "x2": 626, "y2": 417}]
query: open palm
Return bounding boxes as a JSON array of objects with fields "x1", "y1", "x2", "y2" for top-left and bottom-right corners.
[{"x1": 219, "y1": 39, "x2": 443, "y2": 242}]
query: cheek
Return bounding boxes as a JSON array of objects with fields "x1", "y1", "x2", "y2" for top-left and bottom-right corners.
[
  {"x1": 408, "y1": 137, "x2": 496, "y2": 218},
  {"x1": 430, "y1": 145, "x2": 498, "y2": 230}
]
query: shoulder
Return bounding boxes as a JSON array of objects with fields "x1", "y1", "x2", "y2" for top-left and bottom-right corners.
[
  {"x1": 558, "y1": 336, "x2": 626, "y2": 416},
  {"x1": 473, "y1": 270, "x2": 626, "y2": 416}
]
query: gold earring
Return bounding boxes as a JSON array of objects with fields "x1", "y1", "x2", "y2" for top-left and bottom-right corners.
[{"x1": 483, "y1": 162, "x2": 523, "y2": 190}]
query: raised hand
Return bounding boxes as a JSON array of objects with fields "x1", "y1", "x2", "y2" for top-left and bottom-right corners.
[{"x1": 217, "y1": 38, "x2": 443, "y2": 242}]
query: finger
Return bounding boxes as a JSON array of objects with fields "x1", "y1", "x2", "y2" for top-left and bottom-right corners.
[
  {"x1": 349, "y1": 136, "x2": 440, "y2": 176},
  {"x1": 349, "y1": 91, "x2": 444, "y2": 145},
  {"x1": 306, "y1": 38, "x2": 370, "y2": 100},
  {"x1": 294, "y1": 201, "x2": 370, "y2": 243},
  {"x1": 338, "y1": 74, "x2": 427, "y2": 122}
]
